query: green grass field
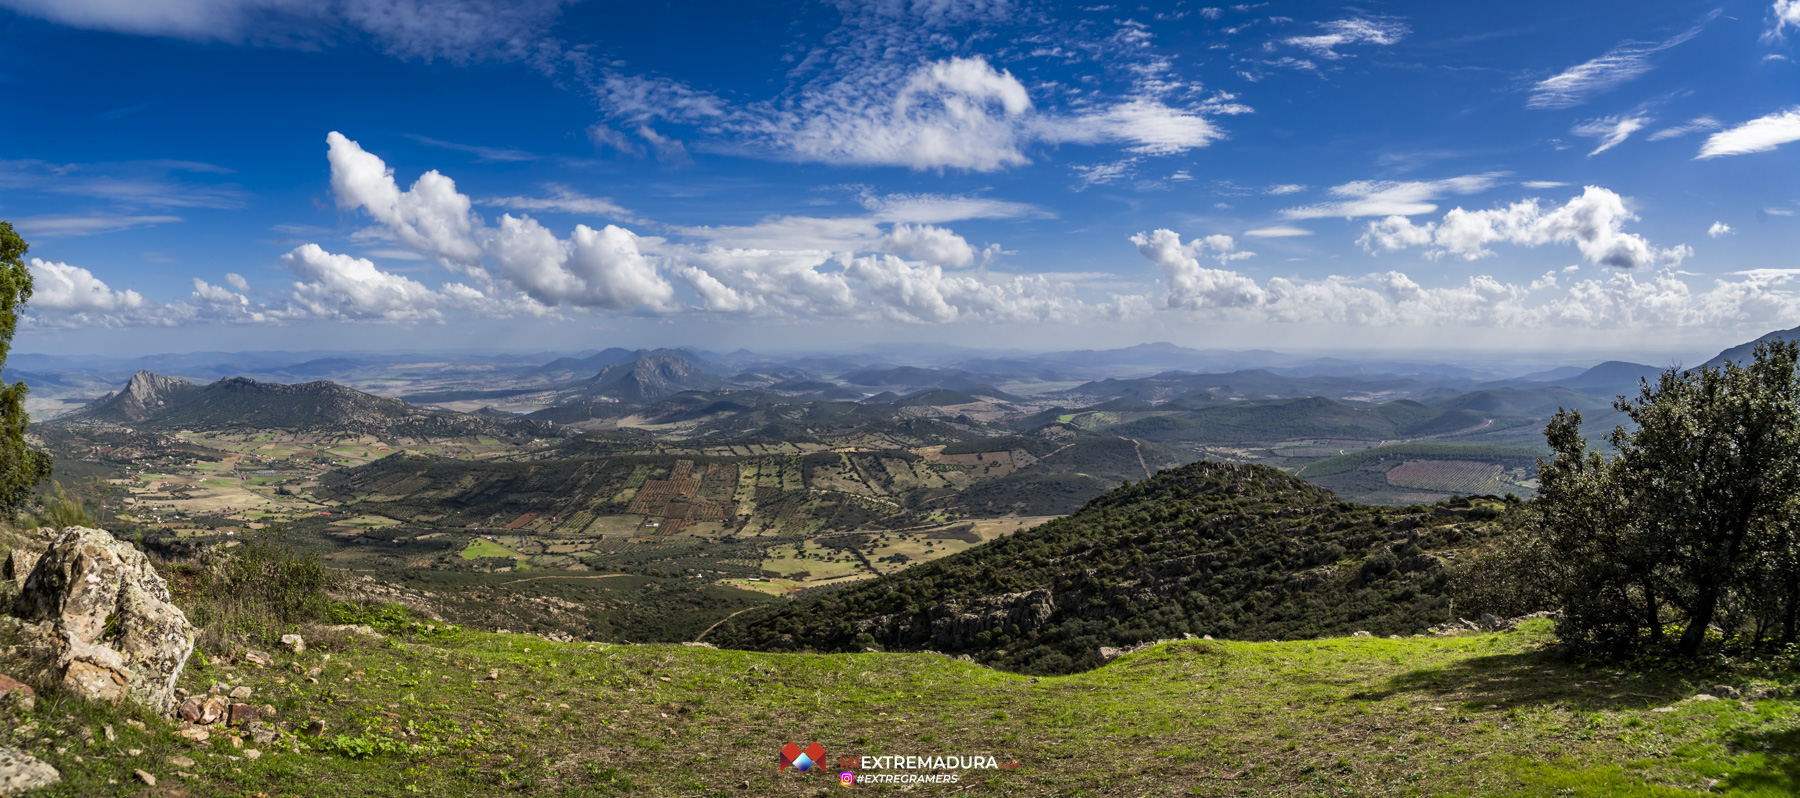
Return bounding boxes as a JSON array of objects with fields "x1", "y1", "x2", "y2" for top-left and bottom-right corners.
[
  {"x1": 459, "y1": 538, "x2": 519, "y2": 560},
  {"x1": 4, "y1": 619, "x2": 1795, "y2": 796}
]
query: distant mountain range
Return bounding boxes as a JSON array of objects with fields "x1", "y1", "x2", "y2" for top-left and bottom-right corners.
[{"x1": 60, "y1": 371, "x2": 551, "y2": 440}]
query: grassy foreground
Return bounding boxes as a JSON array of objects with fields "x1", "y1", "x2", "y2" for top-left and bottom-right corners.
[{"x1": 3, "y1": 619, "x2": 1796, "y2": 797}]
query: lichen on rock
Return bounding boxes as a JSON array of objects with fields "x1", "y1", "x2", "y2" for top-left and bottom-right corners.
[
  {"x1": 0, "y1": 746, "x2": 60, "y2": 794},
  {"x1": 10, "y1": 526, "x2": 197, "y2": 713}
]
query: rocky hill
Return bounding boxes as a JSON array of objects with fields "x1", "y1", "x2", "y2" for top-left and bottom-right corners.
[
  {"x1": 61, "y1": 371, "x2": 553, "y2": 440},
  {"x1": 711, "y1": 460, "x2": 1503, "y2": 673},
  {"x1": 577, "y1": 352, "x2": 725, "y2": 403},
  {"x1": 79, "y1": 371, "x2": 201, "y2": 423}
]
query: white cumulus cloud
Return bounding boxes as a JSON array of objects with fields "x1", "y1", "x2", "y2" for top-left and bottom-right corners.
[
  {"x1": 27, "y1": 258, "x2": 146, "y2": 313},
  {"x1": 1128, "y1": 241, "x2": 1800, "y2": 332},
  {"x1": 881, "y1": 224, "x2": 979, "y2": 268},
  {"x1": 1767, "y1": 0, "x2": 1800, "y2": 41},
  {"x1": 280, "y1": 244, "x2": 483, "y2": 322},
  {"x1": 485, "y1": 216, "x2": 675, "y2": 310},
  {"x1": 1357, "y1": 186, "x2": 1692, "y2": 270},
  {"x1": 327, "y1": 131, "x2": 485, "y2": 272},
  {"x1": 1709, "y1": 221, "x2": 1733, "y2": 237},
  {"x1": 842, "y1": 255, "x2": 1086, "y2": 324},
  {"x1": 1130, "y1": 229, "x2": 1263, "y2": 310}
]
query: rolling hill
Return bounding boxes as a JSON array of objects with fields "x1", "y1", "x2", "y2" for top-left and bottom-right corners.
[
  {"x1": 712, "y1": 460, "x2": 1499, "y2": 673},
  {"x1": 1427, "y1": 386, "x2": 1614, "y2": 416},
  {"x1": 1061, "y1": 368, "x2": 1451, "y2": 403},
  {"x1": 1101, "y1": 397, "x2": 1488, "y2": 444},
  {"x1": 1704, "y1": 324, "x2": 1800, "y2": 368},
  {"x1": 1553, "y1": 360, "x2": 1666, "y2": 395}
]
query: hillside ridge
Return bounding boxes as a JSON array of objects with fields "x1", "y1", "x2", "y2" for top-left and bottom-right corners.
[
  {"x1": 712, "y1": 459, "x2": 1499, "y2": 673},
  {"x1": 61, "y1": 372, "x2": 552, "y2": 440}
]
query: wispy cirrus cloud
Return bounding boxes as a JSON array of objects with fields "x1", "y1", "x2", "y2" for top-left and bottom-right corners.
[
  {"x1": 1244, "y1": 226, "x2": 1313, "y2": 238},
  {"x1": 479, "y1": 185, "x2": 639, "y2": 223},
  {"x1": 1572, "y1": 114, "x2": 1651, "y2": 156},
  {"x1": 0, "y1": 0, "x2": 573, "y2": 65},
  {"x1": 587, "y1": 9, "x2": 1250, "y2": 174},
  {"x1": 404, "y1": 134, "x2": 540, "y2": 163},
  {"x1": 1526, "y1": 12, "x2": 1716, "y2": 109},
  {"x1": 716, "y1": 56, "x2": 1245, "y2": 172},
  {"x1": 0, "y1": 158, "x2": 246, "y2": 209},
  {"x1": 1697, "y1": 107, "x2": 1800, "y2": 158},
  {"x1": 1647, "y1": 115, "x2": 1723, "y2": 141},
  {"x1": 1282, "y1": 18, "x2": 1409, "y2": 59},
  {"x1": 12, "y1": 213, "x2": 184, "y2": 238},
  {"x1": 1280, "y1": 174, "x2": 1505, "y2": 220}
]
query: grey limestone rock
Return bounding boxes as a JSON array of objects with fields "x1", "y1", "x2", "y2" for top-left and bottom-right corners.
[
  {"x1": 0, "y1": 747, "x2": 60, "y2": 795},
  {"x1": 11, "y1": 527, "x2": 197, "y2": 713}
]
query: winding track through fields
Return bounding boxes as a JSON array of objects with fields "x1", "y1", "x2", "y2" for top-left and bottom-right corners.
[
  {"x1": 1123, "y1": 436, "x2": 1151, "y2": 479},
  {"x1": 694, "y1": 606, "x2": 757, "y2": 642},
  {"x1": 501, "y1": 574, "x2": 627, "y2": 585}
]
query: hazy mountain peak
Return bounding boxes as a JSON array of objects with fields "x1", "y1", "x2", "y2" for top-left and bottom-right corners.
[
  {"x1": 582, "y1": 351, "x2": 724, "y2": 403},
  {"x1": 1705, "y1": 325, "x2": 1800, "y2": 369}
]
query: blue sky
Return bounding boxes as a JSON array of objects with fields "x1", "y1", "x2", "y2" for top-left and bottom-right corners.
[{"x1": 3, "y1": 0, "x2": 1799, "y2": 358}]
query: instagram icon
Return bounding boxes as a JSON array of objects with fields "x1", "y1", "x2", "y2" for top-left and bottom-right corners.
[{"x1": 839, "y1": 771, "x2": 856, "y2": 786}]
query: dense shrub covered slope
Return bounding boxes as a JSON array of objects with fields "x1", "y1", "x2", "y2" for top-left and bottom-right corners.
[{"x1": 713, "y1": 460, "x2": 1504, "y2": 674}]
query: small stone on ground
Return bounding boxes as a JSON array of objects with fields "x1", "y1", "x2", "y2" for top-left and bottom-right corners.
[{"x1": 0, "y1": 746, "x2": 61, "y2": 794}]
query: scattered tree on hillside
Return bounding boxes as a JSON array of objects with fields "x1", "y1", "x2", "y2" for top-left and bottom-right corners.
[
  {"x1": 0, "y1": 221, "x2": 50, "y2": 511},
  {"x1": 1526, "y1": 341, "x2": 1800, "y2": 657}
]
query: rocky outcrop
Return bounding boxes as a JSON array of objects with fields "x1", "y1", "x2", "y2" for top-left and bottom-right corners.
[
  {"x1": 1426, "y1": 610, "x2": 1557, "y2": 636},
  {"x1": 82, "y1": 371, "x2": 199, "y2": 423},
  {"x1": 11, "y1": 527, "x2": 196, "y2": 713},
  {"x1": 0, "y1": 747, "x2": 60, "y2": 795},
  {"x1": 3, "y1": 550, "x2": 37, "y2": 592},
  {"x1": 923, "y1": 590, "x2": 1055, "y2": 650}
]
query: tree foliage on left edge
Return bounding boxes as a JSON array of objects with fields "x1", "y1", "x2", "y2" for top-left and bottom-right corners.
[{"x1": 0, "y1": 221, "x2": 50, "y2": 512}]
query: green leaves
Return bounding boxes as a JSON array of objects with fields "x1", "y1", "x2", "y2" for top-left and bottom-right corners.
[
  {"x1": 1528, "y1": 341, "x2": 1800, "y2": 658},
  {"x1": 0, "y1": 221, "x2": 48, "y2": 513}
]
